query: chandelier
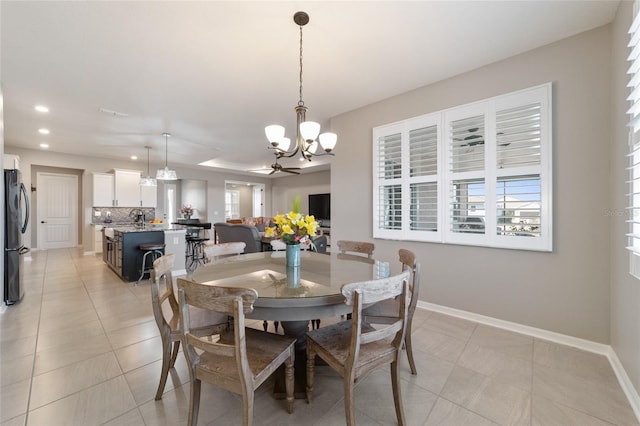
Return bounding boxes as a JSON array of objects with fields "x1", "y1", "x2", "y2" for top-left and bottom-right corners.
[
  {"x1": 139, "y1": 146, "x2": 157, "y2": 186},
  {"x1": 156, "y1": 132, "x2": 177, "y2": 180},
  {"x1": 264, "y1": 11, "x2": 337, "y2": 161}
]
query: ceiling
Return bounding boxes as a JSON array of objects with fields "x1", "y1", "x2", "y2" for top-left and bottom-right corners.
[{"x1": 0, "y1": 1, "x2": 620, "y2": 177}]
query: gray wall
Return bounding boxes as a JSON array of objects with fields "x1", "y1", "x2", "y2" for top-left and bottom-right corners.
[
  {"x1": 4, "y1": 147, "x2": 273, "y2": 252},
  {"x1": 610, "y1": 0, "x2": 640, "y2": 398},
  {"x1": 331, "y1": 25, "x2": 612, "y2": 343},
  {"x1": 271, "y1": 170, "x2": 330, "y2": 215},
  {"x1": 180, "y1": 179, "x2": 207, "y2": 219}
]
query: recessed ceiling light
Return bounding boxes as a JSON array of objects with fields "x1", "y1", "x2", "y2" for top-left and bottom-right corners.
[
  {"x1": 38, "y1": 128, "x2": 50, "y2": 135},
  {"x1": 39, "y1": 143, "x2": 49, "y2": 148},
  {"x1": 35, "y1": 105, "x2": 49, "y2": 113},
  {"x1": 131, "y1": 155, "x2": 138, "y2": 160}
]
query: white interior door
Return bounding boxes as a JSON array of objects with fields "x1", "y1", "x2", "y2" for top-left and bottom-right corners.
[
  {"x1": 252, "y1": 185, "x2": 264, "y2": 217},
  {"x1": 37, "y1": 172, "x2": 78, "y2": 250}
]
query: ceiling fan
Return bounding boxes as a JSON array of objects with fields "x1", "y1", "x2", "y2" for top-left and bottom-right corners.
[
  {"x1": 250, "y1": 153, "x2": 301, "y2": 175},
  {"x1": 269, "y1": 155, "x2": 300, "y2": 175}
]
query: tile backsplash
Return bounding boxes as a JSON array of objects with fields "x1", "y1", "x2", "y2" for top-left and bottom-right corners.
[{"x1": 92, "y1": 207, "x2": 155, "y2": 224}]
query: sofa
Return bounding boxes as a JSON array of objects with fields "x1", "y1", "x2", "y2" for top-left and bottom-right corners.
[{"x1": 214, "y1": 222, "x2": 262, "y2": 253}]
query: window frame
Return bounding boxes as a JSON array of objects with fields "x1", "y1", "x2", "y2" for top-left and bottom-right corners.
[
  {"x1": 372, "y1": 83, "x2": 553, "y2": 252},
  {"x1": 627, "y1": 0, "x2": 640, "y2": 278}
]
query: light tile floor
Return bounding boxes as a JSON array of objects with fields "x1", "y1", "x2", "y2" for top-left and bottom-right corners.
[{"x1": 1, "y1": 248, "x2": 638, "y2": 425}]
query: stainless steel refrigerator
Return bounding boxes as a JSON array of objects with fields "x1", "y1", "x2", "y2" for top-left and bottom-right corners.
[{"x1": 4, "y1": 169, "x2": 29, "y2": 304}]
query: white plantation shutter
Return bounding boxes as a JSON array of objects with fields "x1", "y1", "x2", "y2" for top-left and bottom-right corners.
[
  {"x1": 374, "y1": 129, "x2": 403, "y2": 233},
  {"x1": 450, "y1": 115, "x2": 485, "y2": 173},
  {"x1": 373, "y1": 83, "x2": 551, "y2": 251},
  {"x1": 409, "y1": 124, "x2": 439, "y2": 232},
  {"x1": 627, "y1": 0, "x2": 640, "y2": 277},
  {"x1": 373, "y1": 115, "x2": 442, "y2": 241},
  {"x1": 445, "y1": 107, "x2": 487, "y2": 237},
  {"x1": 496, "y1": 102, "x2": 546, "y2": 237}
]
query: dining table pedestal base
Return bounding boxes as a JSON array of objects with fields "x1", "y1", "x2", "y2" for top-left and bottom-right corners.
[{"x1": 273, "y1": 319, "x2": 314, "y2": 400}]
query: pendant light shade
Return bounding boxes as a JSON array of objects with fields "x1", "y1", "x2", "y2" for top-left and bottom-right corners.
[
  {"x1": 156, "y1": 133, "x2": 177, "y2": 180},
  {"x1": 140, "y1": 146, "x2": 157, "y2": 187}
]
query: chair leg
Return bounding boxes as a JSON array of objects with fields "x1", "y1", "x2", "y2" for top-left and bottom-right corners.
[
  {"x1": 169, "y1": 339, "x2": 180, "y2": 368},
  {"x1": 262, "y1": 320, "x2": 268, "y2": 332},
  {"x1": 390, "y1": 361, "x2": 407, "y2": 426},
  {"x1": 405, "y1": 333, "x2": 417, "y2": 375},
  {"x1": 305, "y1": 346, "x2": 316, "y2": 403},
  {"x1": 188, "y1": 378, "x2": 202, "y2": 426},
  {"x1": 312, "y1": 319, "x2": 320, "y2": 330},
  {"x1": 285, "y1": 351, "x2": 295, "y2": 414},
  {"x1": 274, "y1": 321, "x2": 279, "y2": 332},
  {"x1": 155, "y1": 333, "x2": 172, "y2": 400},
  {"x1": 344, "y1": 376, "x2": 356, "y2": 426},
  {"x1": 242, "y1": 391, "x2": 254, "y2": 426}
]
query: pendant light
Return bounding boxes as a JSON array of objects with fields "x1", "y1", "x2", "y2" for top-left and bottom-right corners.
[
  {"x1": 140, "y1": 146, "x2": 157, "y2": 186},
  {"x1": 156, "y1": 132, "x2": 177, "y2": 180},
  {"x1": 264, "y1": 11, "x2": 337, "y2": 161}
]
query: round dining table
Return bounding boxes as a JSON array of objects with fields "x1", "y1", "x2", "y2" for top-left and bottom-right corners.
[{"x1": 191, "y1": 250, "x2": 390, "y2": 397}]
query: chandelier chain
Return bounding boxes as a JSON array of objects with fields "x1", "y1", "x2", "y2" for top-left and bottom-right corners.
[{"x1": 298, "y1": 24, "x2": 304, "y2": 107}]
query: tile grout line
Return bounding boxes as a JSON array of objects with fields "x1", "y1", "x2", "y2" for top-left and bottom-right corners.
[
  {"x1": 23, "y1": 250, "x2": 48, "y2": 426},
  {"x1": 73, "y1": 251, "x2": 145, "y2": 426}
]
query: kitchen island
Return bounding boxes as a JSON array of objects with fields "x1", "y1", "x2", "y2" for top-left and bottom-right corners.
[
  {"x1": 102, "y1": 226, "x2": 186, "y2": 282},
  {"x1": 103, "y1": 226, "x2": 163, "y2": 282}
]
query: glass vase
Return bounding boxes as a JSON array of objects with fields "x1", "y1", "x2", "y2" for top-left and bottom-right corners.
[{"x1": 286, "y1": 244, "x2": 301, "y2": 287}]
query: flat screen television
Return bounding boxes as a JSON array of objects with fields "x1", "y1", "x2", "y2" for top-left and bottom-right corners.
[{"x1": 308, "y1": 193, "x2": 330, "y2": 223}]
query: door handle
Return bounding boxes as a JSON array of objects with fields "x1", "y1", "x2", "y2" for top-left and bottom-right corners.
[{"x1": 41, "y1": 221, "x2": 46, "y2": 224}]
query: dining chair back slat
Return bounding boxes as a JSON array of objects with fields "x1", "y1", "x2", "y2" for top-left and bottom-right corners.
[{"x1": 336, "y1": 240, "x2": 375, "y2": 258}]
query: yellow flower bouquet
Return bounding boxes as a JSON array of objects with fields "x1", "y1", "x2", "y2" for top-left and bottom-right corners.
[{"x1": 265, "y1": 197, "x2": 318, "y2": 246}]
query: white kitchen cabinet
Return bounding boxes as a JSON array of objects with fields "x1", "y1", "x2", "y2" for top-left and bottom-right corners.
[
  {"x1": 140, "y1": 184, "x2": 157, "y2": 208},
  {"x1": 92, "y1": 169, "x2": 155, "y2": 207},
  {"x1": 3, "y1": 154, "x2": 20, "y2": 170},
  {"x1": 114, "y1": 169, "x2": 141, "y2": 207},
  {"x1": 92, "y1": 173, "x2": 115, "y2": 206}
]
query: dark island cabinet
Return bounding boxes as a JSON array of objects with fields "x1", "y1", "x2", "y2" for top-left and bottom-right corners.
[{"x1": 103, "y1": 229, "x2": 164, "y2": 282}]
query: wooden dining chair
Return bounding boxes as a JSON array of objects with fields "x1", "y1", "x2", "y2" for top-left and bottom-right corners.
[
  {"x1": 362, "y1": 249, "x2": 420, "y2": 375},
  {"x1": 150, "y1": 254, "x2": 227, "y2": 400},
  {"x1": 336, "y1": 240, "x2": 375, "y2": 258},
  {"x1": 177, "y1": 278, "x2": 296, "y2": 426},
  {"x1": 305, "y1": 269, "x2": 411, "y2": 426},
  {"x1": 203, "y1": 241, "x2": 246, "y2": 261},
  {"x1": 149, "y1": 254, "x2": 181, "y2": 400}
]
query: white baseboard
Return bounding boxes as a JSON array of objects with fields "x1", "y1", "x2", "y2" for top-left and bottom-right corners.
[
  {"x1": 83, "y1": 251, "x2": 94, "y2": 256},
  {"x1": 608, "y1": 347, "x2": 640, "y2": 421},
  {"x1": 417, "y1": 301, "x2": 640, "y2": 422}
]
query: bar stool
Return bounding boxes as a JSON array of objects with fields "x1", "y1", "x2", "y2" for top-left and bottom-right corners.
[{"x1": 138, "y1": 243, "x2": 166, "y2": 283}]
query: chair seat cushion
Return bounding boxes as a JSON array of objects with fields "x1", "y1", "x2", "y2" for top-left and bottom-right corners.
[
  {"x1": 306, "y1": 320, "x2": 396, "y2": 370},
  {"x1": 196, "y1": 328, "x2": 295, "y2": 384}
]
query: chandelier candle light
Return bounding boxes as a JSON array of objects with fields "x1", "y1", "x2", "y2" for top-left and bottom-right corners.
[{"x1": 264, "y1": 11, "x2": 337, "y2": 161}]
